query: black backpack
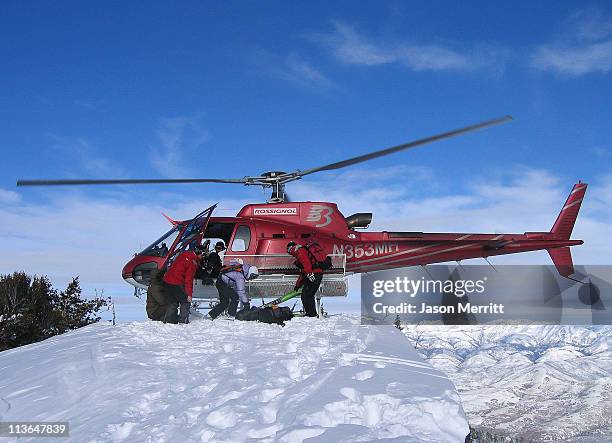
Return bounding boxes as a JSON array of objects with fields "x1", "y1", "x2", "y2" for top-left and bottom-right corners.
[
  {"x1": 235, "y1": 306, "x2": 260, "y2": 321},
  {"x1": 258, "y1": 306, "x2": 293, "y2": 326},
  {"x1": 235, "y1": 306, "x2": 293, "y2": 326}
]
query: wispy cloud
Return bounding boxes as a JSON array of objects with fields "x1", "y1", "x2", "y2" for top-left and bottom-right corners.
[
  {"x1": 150, "y1": 114, "x2": 210, "y2": 177},
  {"x1": 312, "y1": 21, "x2": 511, "y2": 73},
  {"x1": 566, "y1": 8, "x2": 612, "y2": 43},
  {"x1": 253, "y1": 50, "x2": 333, "y2": 90},
  {"x1": 73, "y1": 98, "x2": 105, "y2": 111},
  {"x1": 532, "y1": 41, "x2": 612, "y2": 75},
  {"x1": 48, "y1": 134, "x2": 124, "y2": 177},
  {"x1": 531, "y1": 9, "x2": 612, "y2": 75},
  {"x1": 0, "y1": 188, "x2": 21, "y2": 204}
]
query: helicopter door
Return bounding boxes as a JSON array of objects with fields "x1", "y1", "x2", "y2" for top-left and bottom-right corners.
[{"x1": 163, "y1": 204, "x2": 217, "y2": 268}]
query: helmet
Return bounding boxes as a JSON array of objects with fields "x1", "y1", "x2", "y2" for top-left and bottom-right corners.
[
  {"x1": 246, "y1": 265, "x2": 259, "y2": 280},
  {"x1": 193, "y1": 244, "x2": 206, "y2": 255},
  {"x1": 215, "y1": 241, "x2": 226, "y2": 251},
  {"x1": 286, "y1": 241, "x2": 297, "y2": 254}
]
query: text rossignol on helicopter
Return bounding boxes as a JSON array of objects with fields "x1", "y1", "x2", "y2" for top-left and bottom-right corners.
[{"x1": 17, "y1": 116, "x2": 587, "y2": 303}]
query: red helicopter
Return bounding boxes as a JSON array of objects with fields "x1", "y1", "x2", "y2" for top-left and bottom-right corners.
[{"x1": 17, "y1": 116, "x2": 587, "y2": 302}]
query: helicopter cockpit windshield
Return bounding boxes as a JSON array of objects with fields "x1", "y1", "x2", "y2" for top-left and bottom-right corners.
[
  {"x1": 140, "y1": 226, "x2": 180, "y2": 257},
  {"x1": 138, "y1": 204, "x2": 216, "y2": 264}
]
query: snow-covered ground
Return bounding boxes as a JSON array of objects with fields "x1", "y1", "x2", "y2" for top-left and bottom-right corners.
[
  {"x1": 403, "y1": 324, "x2": 612, "y2": 442},
  {"x1": 0, "y1": 315, "x2": 469, "y2": 442}
]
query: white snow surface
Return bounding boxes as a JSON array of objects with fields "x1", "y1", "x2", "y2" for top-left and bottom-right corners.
[
  {"x1": 403, "y1": 324, "x2": 612, "y2": 442},
  {"x1": 0, "y1": 315, "x2": 469, "y2": 442}
]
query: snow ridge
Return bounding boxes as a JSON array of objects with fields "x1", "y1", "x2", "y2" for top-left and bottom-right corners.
[{"x1": 0, "y1": 316, "x2": 469, "y2": 442}]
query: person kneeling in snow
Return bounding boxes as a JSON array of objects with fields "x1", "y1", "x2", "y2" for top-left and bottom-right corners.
[
  {"x1": 208, "y1": 259, "x2": 258, "y2": 319},
  {"x1": 162, "y1": 243, "x2": 206, "y2": 324}
]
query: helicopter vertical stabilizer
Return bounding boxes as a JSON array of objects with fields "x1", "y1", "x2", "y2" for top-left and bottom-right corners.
[
  {"x1": 551, "y1": 182, "x2": 587, "y2": 240},
  {"x1": 546, "y1": 182, "x2": 587, "y2": 277},
  {"x1": 547, "y1": 246, "x2": 574, "y2": 277}
]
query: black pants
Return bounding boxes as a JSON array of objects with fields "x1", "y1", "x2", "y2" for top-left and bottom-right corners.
[
  {"x1": 209, "y1": 279, "x2": 239, "y2": 319},
  {"x1": 164, "y1": 283, "x2": 190, "y2": 324},
  {"x1": 300, "y1": 273, "x2": 322, "y2": 317}
]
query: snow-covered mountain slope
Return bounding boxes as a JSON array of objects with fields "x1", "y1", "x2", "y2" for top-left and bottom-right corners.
[
  {"x1": 0, "y1": 316, "x2": 469, "y2": 442},
  {"x1": 403, "y1": 325, "x2": 612, "y2": 442}
]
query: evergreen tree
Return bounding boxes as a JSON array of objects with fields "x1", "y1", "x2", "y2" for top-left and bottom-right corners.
[
  {"x1": 394, "y1": 314, "x2": 403, "y2": 331},
  {"x1": 0, "y1": 272, "x2": 108, "y2": 351}
]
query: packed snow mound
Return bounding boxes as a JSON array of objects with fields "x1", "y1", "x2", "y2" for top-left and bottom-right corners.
[
  {"x1": 0, "y1": 315, "x2": 469, "y2": 442},
  {"x1": 404, "y1": 324, "x2": 612, "y2": 442}
]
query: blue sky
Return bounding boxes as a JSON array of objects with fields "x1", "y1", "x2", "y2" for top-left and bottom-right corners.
[{"x1": 2, "y1": 2, "x2": 612, "y2": 320}]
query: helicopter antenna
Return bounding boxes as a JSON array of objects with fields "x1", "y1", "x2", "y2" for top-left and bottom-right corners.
[{"x1": 483, "y1": 256, "x2": 498, "y2": 271}]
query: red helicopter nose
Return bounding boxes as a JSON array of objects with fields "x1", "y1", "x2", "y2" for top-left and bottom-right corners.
[{"x1": 122, "y1": 255, "x2": 165, "y2": 289}]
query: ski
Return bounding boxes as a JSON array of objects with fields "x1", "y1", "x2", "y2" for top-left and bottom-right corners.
[{"x1": 262, "y1": 288, "x2": 303, "y2": 308}]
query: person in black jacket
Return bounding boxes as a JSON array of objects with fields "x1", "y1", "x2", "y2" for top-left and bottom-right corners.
[
  {"x1": 205, "y1": 241, "x2": 225, "y2": 278},
  {"x1": 195, "y1": 240, "x2": 225, "y2": 282}
]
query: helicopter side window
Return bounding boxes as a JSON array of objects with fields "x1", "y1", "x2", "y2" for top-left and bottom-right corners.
[{"x1": 231, "y1": 225, "x2": 251, "y2": 252}]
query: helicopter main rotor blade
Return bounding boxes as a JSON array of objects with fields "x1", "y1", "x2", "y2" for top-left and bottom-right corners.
[
  {"x1": 17, "y1": 115, "x2": 512, "y2": 197},
  {"x1": 296, "y1": 115, "x2": 512, "y2": 177},
  {"x1": 16, "y1": 178, "x2": 248, "y2": 186}
]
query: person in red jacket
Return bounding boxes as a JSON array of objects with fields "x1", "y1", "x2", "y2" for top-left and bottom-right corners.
[
  {"x1": 287, "y1": 241, "x2": 322, "y2": 317},
  {"x1": 162, "y1": 244, "x2": 206, "y2": 324}
]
